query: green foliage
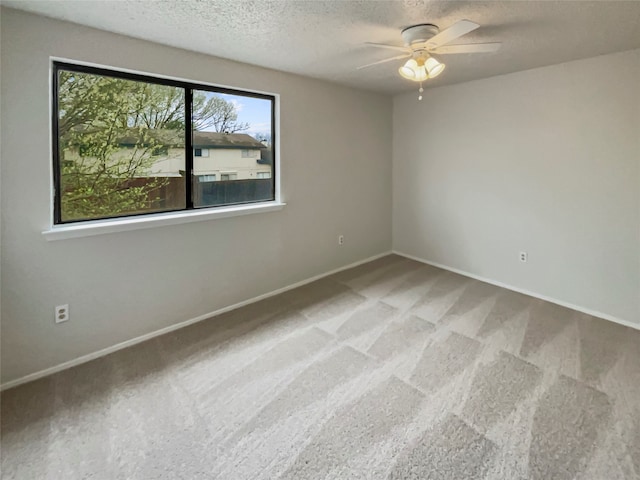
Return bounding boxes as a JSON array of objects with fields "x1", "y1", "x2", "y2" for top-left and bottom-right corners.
[{"x1": 60, "y1": 166, "x2": 166, "y2": 221}]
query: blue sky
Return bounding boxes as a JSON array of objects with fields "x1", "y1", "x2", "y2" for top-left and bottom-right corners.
[{"x1": 201, "y1": 92, "x2": 272, "y2": 138}]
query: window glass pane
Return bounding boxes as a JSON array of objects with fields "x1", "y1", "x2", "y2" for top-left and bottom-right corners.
[
  {"x1": 56, "y1": 69, "x2": 186, "y2": 222},
  {"x1": 192, "y1": 90, "x2": 274, "y2": 208},
  {"x1": 198, "y1": 174, "x2": 216, "y2": 182}
]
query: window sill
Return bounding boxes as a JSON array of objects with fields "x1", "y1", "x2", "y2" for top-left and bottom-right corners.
[{"x1": 42, "y1": 201, "x2": 286, "y2": 241}]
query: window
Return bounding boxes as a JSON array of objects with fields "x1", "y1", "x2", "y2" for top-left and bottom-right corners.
[
  {"x1": 53, "y1": 62, "x2": 276, "y2": 224},
  {"x1": 198, "y1": 174, "x2": 216, "y2": 182},
  {"x1": 256, "y1": 172, "x2": 271, "y2": 179},
  {"x1": 241, "y1": 149, "x2": 257, "y2": 158}
]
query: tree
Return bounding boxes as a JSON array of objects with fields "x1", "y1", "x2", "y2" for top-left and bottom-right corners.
[
  {"x1": 193, "y1": 94, "x2": 249, "y2": 133},
  {"x1": 56, "y1": 70, "x2": 248, "y2": 221},
  {"x1": 58, "y1": 72, "x2": 174, "y2": 220}
]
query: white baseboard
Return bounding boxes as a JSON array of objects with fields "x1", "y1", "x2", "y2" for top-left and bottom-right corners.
[
  {"x1": 393, "y1": 250, "x2": 640, "y2": 332},
  {"x1": 1, "y1": 251, "x2": 393, "y2": 392}
]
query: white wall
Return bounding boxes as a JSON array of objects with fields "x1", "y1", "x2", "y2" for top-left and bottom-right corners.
[
  {"x1": 0, "y1": 9, "x2": 392, "y2": 384},
  {"x1": 393, "y1": 49, "x2": 640, "y2": 325}
]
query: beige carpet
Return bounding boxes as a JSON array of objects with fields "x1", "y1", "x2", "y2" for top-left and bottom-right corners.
[{"x1": 2, "y1": 255, "x2": 640, "y2": 479}]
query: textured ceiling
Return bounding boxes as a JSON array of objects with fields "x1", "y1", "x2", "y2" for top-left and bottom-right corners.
[{"x1": 4, "y1": 0, "x2": 640, "y2": 94}]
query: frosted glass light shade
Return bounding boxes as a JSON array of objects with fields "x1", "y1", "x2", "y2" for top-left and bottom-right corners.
[
  {"x1": 398, "y1": 59, "x2": 418, "y2": 79},
  {"x1": 425, "y1": 56, "x2": 445, "y2": 78},
  {"x1": 413, "y1": 66, "x2": 428, "y2": 82}
]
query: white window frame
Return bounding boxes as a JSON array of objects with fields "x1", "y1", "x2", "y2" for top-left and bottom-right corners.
[{"x1": 43, "y1": 57, "x2": 284, "y2": 241}]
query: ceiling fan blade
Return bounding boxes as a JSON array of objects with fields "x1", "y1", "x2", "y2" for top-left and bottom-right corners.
[
  {"x1": 364, "y1": 42, "x2": 410, "y2": 53},
  {"x1": 356, "y1": 53, "x2": 411, "y2": 70},
  {"x1": 431, "y1": 42, "x2": 501, "y2": 54},
  {"x1": 425, "y1": 19, "x2": 479, "y2": 49}
]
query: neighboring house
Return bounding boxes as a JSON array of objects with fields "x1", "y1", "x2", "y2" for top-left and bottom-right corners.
[
  {"x1": 62, "y1": 129, "x2": 274, "y2": 208},
  {"x1": 194, "y1": 131, "x2": 271, "y2": 182},
  {"x1": 64, "y1": 129, "x2": 271, "y2": 180},
  {"x1": 147, "y1": 131, "x2": 271, "y2": 181}
]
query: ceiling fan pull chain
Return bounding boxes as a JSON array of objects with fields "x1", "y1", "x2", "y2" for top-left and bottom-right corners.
[{"x1": 418, "y1": 83, "x2": 424, "y2": 101}]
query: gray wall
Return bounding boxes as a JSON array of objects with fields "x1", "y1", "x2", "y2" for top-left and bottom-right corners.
[
  {"x1": 393, "y1": 49, "x2": 640, "y2": 325},
  {"x1": 0, "y1": 9, "x2": 392, "y2": 384}
]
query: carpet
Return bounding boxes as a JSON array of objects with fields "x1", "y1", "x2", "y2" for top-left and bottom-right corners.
[{"x1": 2, "y1": 255, "x2": 639, "y2": 479}]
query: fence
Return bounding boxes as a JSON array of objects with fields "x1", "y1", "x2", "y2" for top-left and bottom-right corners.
[{"x1": 195, "y1": 178, "x2": 274, "y2": 206}]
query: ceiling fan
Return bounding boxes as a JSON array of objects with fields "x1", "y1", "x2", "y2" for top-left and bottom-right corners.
[{"x1": 359, "y1": 20, "x2": 501, "y2": 99}]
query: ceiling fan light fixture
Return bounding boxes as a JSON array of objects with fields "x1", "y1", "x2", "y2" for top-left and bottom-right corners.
[
  {"x1": 360, "y1": 19, "x2": 499, "y2": 101},
  {"x1": 399, "y1": 54, "x2": 444, "y2": 82}
]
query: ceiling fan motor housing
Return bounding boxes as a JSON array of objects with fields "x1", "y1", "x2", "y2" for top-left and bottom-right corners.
[{"x1": 401, "y1": 24, "x2": 440, "y2": 48}]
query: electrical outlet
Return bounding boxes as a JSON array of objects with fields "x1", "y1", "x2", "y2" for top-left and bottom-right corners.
[
  {"x1": 55, "y1": 304, "x2": 69, "y2": 323},
  {"x1": 338, "y1": 235, "x2": 345, "y2": 246},
  {"x1": 519, "y1": 251, "x2": 528, "y2": 263}
]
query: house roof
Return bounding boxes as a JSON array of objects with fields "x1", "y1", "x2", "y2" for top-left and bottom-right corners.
[
  {"x1": 116, "y1": 129, "x2": 265, "y2": 149},
  {"x1": 117, "y1": 129, "x2": 182, "y2": 148},
  {"x1": 193, "y1": 132, "x2": 265, "y2": 149}
]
